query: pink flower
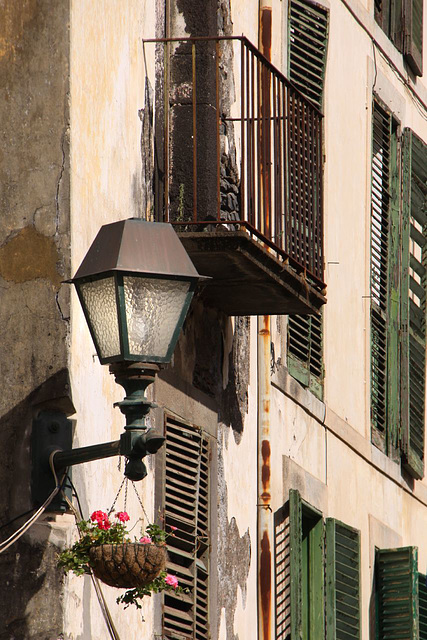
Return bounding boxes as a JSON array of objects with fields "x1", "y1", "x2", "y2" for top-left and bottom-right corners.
[
  {"x1": 115, "y1": 511, "x2": 130, "y2": 523},
  {"x1": 165, "y1": 574, "x2": 179, "y2": 589},
  {"x1": 98, "y1": 519, "x2": 111, "y2": 530},
  {"x1": 139, "y1": 536, "x2": 152, "y2": 544},
  {"x1": 170, "y1": 526, "x2": 177, "y2": 531}
]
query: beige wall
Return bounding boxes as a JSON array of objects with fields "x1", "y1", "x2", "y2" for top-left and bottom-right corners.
[{"x1": 61, "y1": 0, "x2": 427, "y2": 637}]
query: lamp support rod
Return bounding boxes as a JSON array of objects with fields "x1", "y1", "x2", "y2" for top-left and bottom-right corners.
[{"x1": 52, "y1": 439, "x2": 121, "y2": 471}]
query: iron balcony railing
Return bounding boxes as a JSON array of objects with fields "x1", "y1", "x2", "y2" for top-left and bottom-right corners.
[{"x1": 144, "y1": 36, "x2": 325, "y2": 289}]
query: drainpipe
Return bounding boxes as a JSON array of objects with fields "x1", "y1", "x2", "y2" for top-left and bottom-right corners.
[
  {"x1": 257, "y1": 315, "x2": 273, "y2": 640},
  {"x1": 258, "y1": 4, "x2": 273, "y2": 640}
]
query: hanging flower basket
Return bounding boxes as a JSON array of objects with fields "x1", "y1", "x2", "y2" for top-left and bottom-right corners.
[
  {"x1": 89, "y1": 542, "x2": 167, "y2": 588},
  {"x1": 58, "y1": 510, "x2": 185, "y2": 609}
]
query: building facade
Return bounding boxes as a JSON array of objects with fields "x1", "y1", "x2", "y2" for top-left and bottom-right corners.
[{"x1": 0, "y1": 0, "x2": 426, "y2": 638}]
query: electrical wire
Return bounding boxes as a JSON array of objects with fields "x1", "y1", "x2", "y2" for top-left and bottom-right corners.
[
  {"x1": 0, "y1": 507, "x2": 38, "y2": 532},
  {"x1": 0, "y1": 450, "x2": 65, "y2": 554},
  {"x1": 61, "y1": 478, "x2": 122, "y2": 640}
]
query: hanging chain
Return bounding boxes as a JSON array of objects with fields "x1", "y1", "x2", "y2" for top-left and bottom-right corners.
[
  {"x1": 107, "y1": 477, "x2": 126, "y2": 516},
  {"x1": 131, "y1": 481, "x2": 150, "y2": 523},
  {"x1": 123, "y1": 478, "x2": 128, "y2": 513}
]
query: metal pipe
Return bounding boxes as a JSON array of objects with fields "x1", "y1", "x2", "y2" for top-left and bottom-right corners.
[
  {"x1": 258, "y1": 3, "x2": 273, "y2": 637},
  {"x1": 257, "y1": 6, "x2": 273, "y2": 640},
  {"x1": 257, "y1": 315, "x2": 273, "y2": 640}
]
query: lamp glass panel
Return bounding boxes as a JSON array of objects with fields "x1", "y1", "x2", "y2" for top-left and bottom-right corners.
[
  {"x1": 79, "y1": 277, "x2": 120, "y2": 359},
  {"x1": 123, "y1": 276, "x2": 190, "y2": 359}
]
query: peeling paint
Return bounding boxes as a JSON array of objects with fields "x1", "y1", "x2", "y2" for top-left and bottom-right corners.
[
  {"x1": 217, "y1": 426, "x2": 251, "y2": 640},
  {"x1": 0, "y1": 226, "x2": 61, "y2": 286}
]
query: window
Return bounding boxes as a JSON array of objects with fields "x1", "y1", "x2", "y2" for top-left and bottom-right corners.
[
  {"x1": 287, "y1": 0, "x2": 328, "y2": 397},
  {"x1": 162, "y1": 416, "x2": 211, "y2": 640},
  {"x1": 375, "y1": 546, "x2": 427, "y2": 638},
  {"x1": 374, "y1": 0, "x2": 423, "y2": 76},
  {"x1": 369, "y1": 97, "x2": 427, "y2": 478},
  {"x1": 275, "y1": 490, "x2": 361, "y2": 639}
]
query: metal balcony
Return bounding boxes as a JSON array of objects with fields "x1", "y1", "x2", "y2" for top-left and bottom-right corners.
[{"x1": 144, "y1": 36, "x2": 326, "y2": 316}]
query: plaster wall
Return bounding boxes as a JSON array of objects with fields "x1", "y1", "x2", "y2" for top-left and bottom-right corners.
[
  {"x1": 65, "y1": 1, "x2": 159, "y2": 637},
  {"x1": 1, "y1": 0, "x2": 427, "y2": 637}
]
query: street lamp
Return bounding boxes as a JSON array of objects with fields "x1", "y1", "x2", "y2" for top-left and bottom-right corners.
[
  {"x1": 70, "y1": 218, "x2": 200, "y2": 366},
  {"x1": 32, "y1": 219, "x2": 206, "y2": 502}
]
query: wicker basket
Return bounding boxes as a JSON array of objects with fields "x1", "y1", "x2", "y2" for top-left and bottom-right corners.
[{"x1": 89, "y1": 543, "x2": 167, "y2": 588}]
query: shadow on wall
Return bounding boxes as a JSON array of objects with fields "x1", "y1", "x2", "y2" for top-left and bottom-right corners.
[
  {"x1": 168, "y1": 296, "x2": 250, "y2": 441},
  {"x1": 0, "y1": 369, "x2": 73, "y2": 640}
]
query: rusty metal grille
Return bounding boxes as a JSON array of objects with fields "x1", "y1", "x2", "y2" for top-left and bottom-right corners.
[{"x1": 144, "y1": 36, "x2": 325, "y2": 289}]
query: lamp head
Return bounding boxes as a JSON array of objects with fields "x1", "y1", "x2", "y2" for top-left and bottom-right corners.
[{"x1": 68, "y1": 218, "x2": 205, "y2": 365}]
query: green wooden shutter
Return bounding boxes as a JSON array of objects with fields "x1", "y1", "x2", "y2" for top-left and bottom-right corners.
[
  {"x1": 401, "y1": 129, "x2": 427, "y2": 480},
  {"x1": 288, "y1": 0, "x2": 329, "y2": 110},
  {"x1": 374, "y1": 0, "x2": 404, "y2": 52},
  {"x1": 163, "y1": 417, "x2": 210, "y2": 640},
  {"x1": 376, "y1": 547, "x2": 418, "y2": 639},
  {"x1": 288, "y1": 312, "x2": 324, "y2": 399},
  {"x1": 403, "y1": 0, "x2": 423, "y2": 76},
  {"x1": 419, "y1": 573, "x2": 427, "y2": 639},
  {"x1": 325, "y1": 519, "x2": 361, "y2": 640},
  {"x1": 287, "y1": 0, "x2": 327, "y2": 394},
  {"x1": 290, "y1": 489, "x2": 303, "y2": 639},
  {"x1": 370, "y1": 99, "x2": 400, "y2": 455},
  {"x1": 371, "y1": 100, "x2": 392, "y2": 445}
]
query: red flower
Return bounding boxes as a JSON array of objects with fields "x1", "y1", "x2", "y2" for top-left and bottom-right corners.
[
  {"x1": 115, "y1": 512, "x2": 130, "y2": 523},
  {"x1": 91, "y1": 510, "x2": 108, "y2": 523},
  {"x1": 90, "y1": 510, "x2": 110, "y2": 529}
]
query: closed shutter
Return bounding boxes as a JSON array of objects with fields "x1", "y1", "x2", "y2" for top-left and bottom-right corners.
[
  {"x1": 275, "y1": 503, "x2": 292, "y2": 639},
  {"x1": 419, "y1": 573, "x2": 427, "y2": 639},
  {"x1": 376, "y1": 547, "x2": 418, "y2": 639},
  {"x1": 163, "y1": 416, "x2": 210, "y2": 640},
  {"x1": 403, "y1": 0, "x2": 423, "y2": 76},
  {"x1": 401, "y1": 129, "x2": 427, "y2": 480},
  {"x1": 288, "y1": 312, "x2": 323, "y2": 398},
  {"x1": 325, "y1": 519, "x2": 361, "y2": 640},
  {"x1": 288, "y1": 0, "x2": 329, "y2": 110}
]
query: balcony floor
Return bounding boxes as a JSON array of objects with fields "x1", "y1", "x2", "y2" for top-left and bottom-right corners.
[{"x1": 177, "y1": 230, "x2": 326, "y2": 316}]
